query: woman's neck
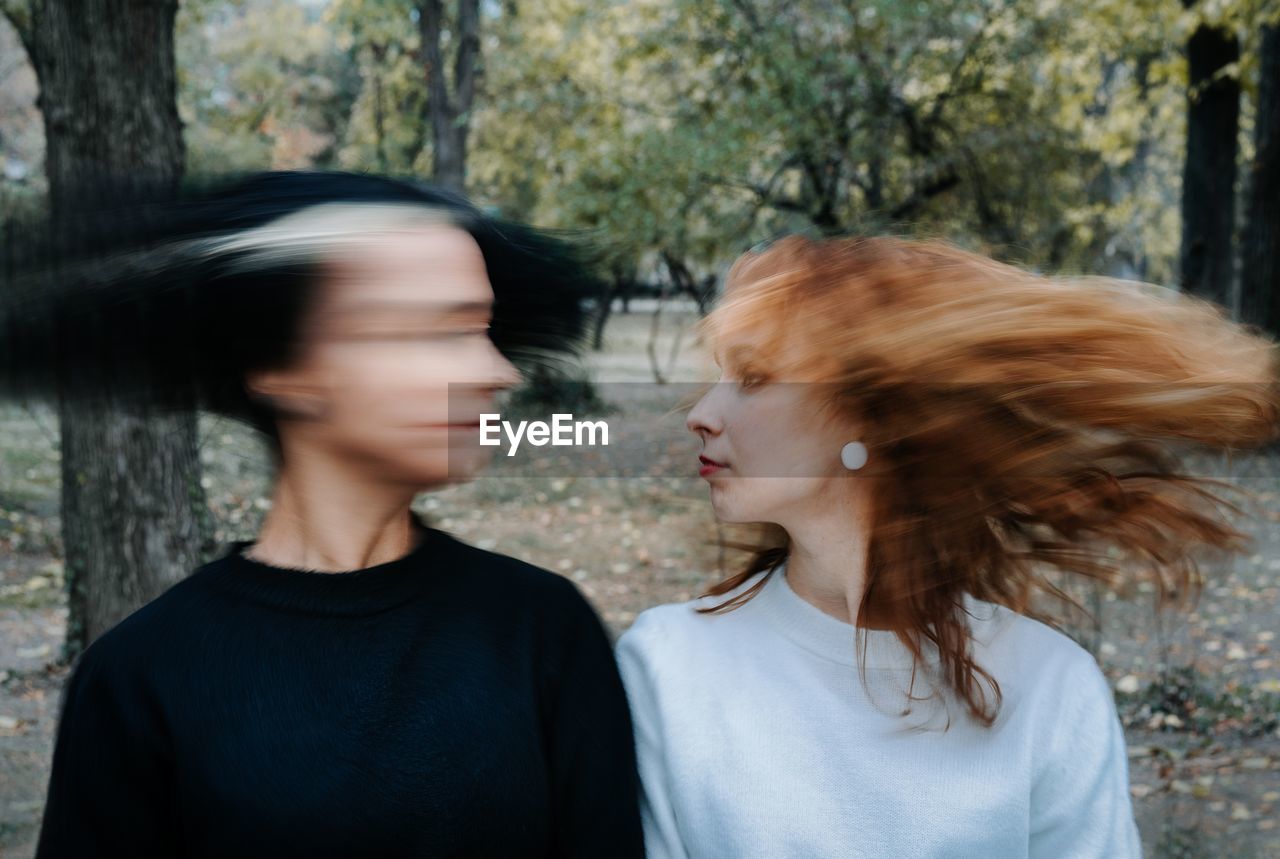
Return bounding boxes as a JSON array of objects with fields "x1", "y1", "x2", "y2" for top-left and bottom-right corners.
[
  {"x1": 247, "y1": 448, "x2": 423, "y2": 572},
  {"x1": 782, "y1": 538, "x2": 867, "y2": 626},
  {"x1": 778, "y1": 486, "x2": 875, "y2": 626}
]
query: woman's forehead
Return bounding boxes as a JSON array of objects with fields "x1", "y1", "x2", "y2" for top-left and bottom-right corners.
[
  {"x1": 708, "y1": 293, "x2": 787, "y2": 354},
  {"x1": 709, "y1": 301, "x2": 849, "y2": 382},
  {"x1": 320, "y1": 226, "x2": 491, "y2": 298}
]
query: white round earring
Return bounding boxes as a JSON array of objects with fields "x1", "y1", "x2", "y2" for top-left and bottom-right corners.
[{"x1": 840, "y1": 441, "x2": 868, "y2": 471}]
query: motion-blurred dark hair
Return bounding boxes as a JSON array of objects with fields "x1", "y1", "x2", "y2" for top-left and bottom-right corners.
[{"x1": 0, "y1": 170, "x2": 601, "y2": 449}]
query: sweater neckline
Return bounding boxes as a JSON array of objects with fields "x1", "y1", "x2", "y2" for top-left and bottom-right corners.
[
  {"x1": 205, "y1": 509, "x2": 450, "y2": 617},
  {"x1": 748, "y1": 564, "x2": 946, "y2": 671}
]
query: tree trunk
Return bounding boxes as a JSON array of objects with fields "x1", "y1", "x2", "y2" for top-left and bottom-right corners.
[
  {"x1": 419, "y1": 0, "x2": 480, "y2": 193},
  {"x1": 26, "y1": 0, "x2": 210, "y2": 659},
  {"x1": 661, "y1": 251, "x2": 716, "y2": 316},
  {"x1": 1241, "y1": 24, "x2": 1280, "y2": 337},
  {"x1": 592, "y1": 282, "x2": 620, "y2": 352},
  {"x1": 1179, "y1": 13, "x2": 1241, "y2": 310},
  {"x1": 370, "y1": 43, "x2": 389, "y2": 173}
]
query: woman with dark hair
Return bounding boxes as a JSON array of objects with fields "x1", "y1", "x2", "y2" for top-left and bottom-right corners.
[
  {"x1": 4, "y1": 171, "x2": 643, "y2": 857},
  {"x1": 616, "y1": 235, "x2": 1280, "y2": 858}
]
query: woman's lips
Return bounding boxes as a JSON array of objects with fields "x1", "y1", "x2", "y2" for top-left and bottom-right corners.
[{"x1": 698, "y1": 455, "x2": 728, "y2": 477}]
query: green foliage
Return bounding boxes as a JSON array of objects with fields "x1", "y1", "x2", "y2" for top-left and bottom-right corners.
[
  {"x1": 129, "y1": 0, "x2": 1280, "y2": 283},
  {"x1": 337, "y1": 41, "x2": 428, "y2": 172},
  {"x1": 463, "y1": 0, "x2": 1216, "y2": 281},
  {"x1": 326, "y1": 0, "x2": 429, "y2": 172},
  {"x1": 504, "y1": 365, "x2": 615, "y2": 421},
  {"x1": 179, "y1": 0, "x2": 358, "y2": 173}
]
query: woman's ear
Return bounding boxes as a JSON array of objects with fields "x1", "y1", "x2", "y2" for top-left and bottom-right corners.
[{"x1": 245, "y1": 369, "x2": 329, "y2": 421}]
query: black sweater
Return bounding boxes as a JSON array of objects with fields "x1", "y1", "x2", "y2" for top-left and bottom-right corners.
[{"x1": 35, "y1": 513, "x2": 645, "y2": 858}]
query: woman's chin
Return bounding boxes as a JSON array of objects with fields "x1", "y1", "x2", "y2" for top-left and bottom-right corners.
[
  {"x1": 385, "y1": 449, "x2": 489, "y2": 490},
  {"x1": 453, "y1": 445, "x2": 499, "y2": 476},
  {"x1": 708, "y1": 497, "x2": 752, "y2": 525}
]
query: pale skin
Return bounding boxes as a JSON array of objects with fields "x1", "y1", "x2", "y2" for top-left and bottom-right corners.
[
  {"x1": 686, "y1": 335, "x2": 879, "y2": 625},
  {"x1": 242, "y1": 223, "x2": 520, "y2": 573}
]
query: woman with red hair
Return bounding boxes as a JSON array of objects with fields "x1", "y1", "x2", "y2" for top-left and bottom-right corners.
[{"x1": 617, "y1": 235, "x2": 1279, "y2": 858}]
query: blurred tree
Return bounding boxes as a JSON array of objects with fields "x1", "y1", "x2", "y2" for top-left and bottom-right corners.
[
  {"x1": 330, "y1": 0, "x2": 483, "y2": 190},
  {"x1": 1178, "y1": 0, "x2": 1241, "y2": 308},
  {"x1": 1241, "y1": 20, "x2": 1279, "y2": 337},
  {"x1": 0, "y1": 0, "x2": 211, "y2": 659},
  {"x1": 1031, "y1": 0, "x2": 1184, "y2": 281},
  {"x1": 328, "y1": 0, "x2": 430, "y2": 173},
  {"x1": 447, "y1": 0, "x2": 1192, "y2": 356},
  {"x1": 419, "y1": 0, "x2": 480, "y2": 191},
  {"x1": 471, "y1": 0, "x2": 1184, "y2": 282},
  {"x1": 179, "y1": 0, "x2": 357, "y2": 173},
  {"x1": 151, "y1": 0, "x2": 1276, "y2": 346}
]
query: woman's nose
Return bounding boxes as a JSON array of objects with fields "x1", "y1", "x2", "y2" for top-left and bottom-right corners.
[{"x1": 686, "y1": 385, "x2": 724, "y2": 436}]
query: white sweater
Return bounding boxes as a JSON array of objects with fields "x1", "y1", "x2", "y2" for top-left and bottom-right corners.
[{"x1": 615, "y1": 566, "x2": 1142, "y2": 859}]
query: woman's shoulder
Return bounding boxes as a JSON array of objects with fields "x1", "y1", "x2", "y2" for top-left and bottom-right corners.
[
  {"x1": 971, "y1": 599, "x2": 1097, "y2": 658},
  {"x1": 967, "y1": 598, "x2": 1115, "y2": 704},
  {"x1": 618, "y1": 573, "x2": 769, "y2": 660},
  {"x1": 614, "y1": 601, "x2": 702, "y2": 703},
  {"x1": 616, "y1": 600, "x2": 693, "y2": 650},
  {"x1": 438, "y1": 532, "x2": 599, "y2": 615},
  {"x1": 66, "y1": 567, "x2": 217, "y2": 688}
]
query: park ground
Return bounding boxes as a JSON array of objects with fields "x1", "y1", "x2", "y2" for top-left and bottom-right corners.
[{"x1": 1, "y1": 309, "x2": 1279, "y2": 858}]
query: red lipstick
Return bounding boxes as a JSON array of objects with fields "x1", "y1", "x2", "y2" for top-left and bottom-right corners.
[{"x1": 698, "y1": 455, "x2": 727, "y2": 477}]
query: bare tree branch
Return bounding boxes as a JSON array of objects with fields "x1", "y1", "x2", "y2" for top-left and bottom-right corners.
[
  {"x1": 888, "y1": 169, "x2": 960, "y2": 222},
  {"x1": 923, "y1": 0, "x2": 1007, "y2": 126},
  {"x1": 699, "y1": 158, "x2": 810, "y2": 217}
]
